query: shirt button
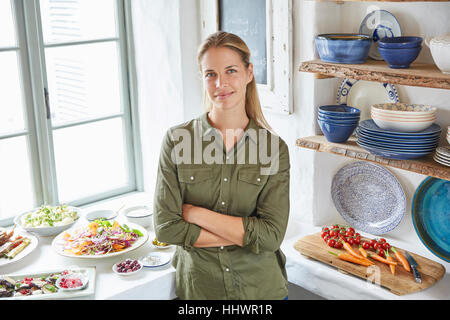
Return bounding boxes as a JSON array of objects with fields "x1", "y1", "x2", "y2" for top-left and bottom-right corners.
[
  {"x1": 257, "y1": 178, "x2": 261, "y2": 182},
  {"x1": 221, "y1": 201, "x2": 225, "y2": 206},
  {"x1": 225, "y1": 268, "x2": 230, "y2": 272},
  {"x1": 190, "y1": 176, "x2": 194, "y2": 181},
  {"x1": 220, "y1": 246, "x2": 224, "y2": 250},
  {"x1": 223, "y1": 178, "x2": 228, "y2": 182}
]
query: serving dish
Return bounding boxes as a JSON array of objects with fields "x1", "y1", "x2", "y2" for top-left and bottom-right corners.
[
  {"x1": 112, "y1": 259, "x2": 143, "y2": 276},
  {"x1": 315, "y1": 34, "x2": 371, "y2": 64},
  {"x1": 0, "y1": 228, "x2": 38, "y2": 268},
  {"x1": 358, "y1": 120, "x2": 441, "y2": 137},
  {"x1": 14, "y1": 205, "x2": 80, "y2": 237},
  {"x1": 371, "y1": 116, "x2": 435, "y2": 133},
  {"x1": 52, "y1": 220, "x2": 148, "y2": 259},
  {"x1": 378, "y1": 36, "x2": 423, "y2": 49},
  {"x1": 412, "y1": 177, "x2": 450, "y2": 262},
  {"x1": 140, "y1": 252, "x2": 171, "y2": 269},
  {"x1": 371, "y1": 103, "x2": 436, "y2": 114},
  {"x1": 123, "y1": 205, "x2": 153, "y2": 228},
  {"x1": 55, "y1": 272, "x2": 89, "y2": 291},
  {"x1": 378, "y1": 46, "x2": 422, "y2": 69},
  {"x1": 86, "y1": 209, "x2": 118, "y2": 221},
  {"x1": 331, "y1": 161, "x2": 405, "y2": 235},
  {"x1": 0, "y1": 267, "x2": 95, "y2": 300},
  {"x1": 425, "y1": 34, "x2": 450, "y2": 74},
  {"x1": 318, "y1": 119, "x2": 357, "y2": 143},
  {"x1": 359, "y1": 10, "x2": 402, "y2": 60},
  {"x1": 337, "y1": 79, "x2": 399, "y2": 122}
]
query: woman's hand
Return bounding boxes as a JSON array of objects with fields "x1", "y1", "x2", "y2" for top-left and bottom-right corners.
[{"x1": 182, "y1": 203, "x2": 198, "y2": 224}]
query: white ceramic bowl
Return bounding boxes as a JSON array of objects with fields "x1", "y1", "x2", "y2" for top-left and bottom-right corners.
[
  {"x1": 372, "y1": 117, "x2": 435, "y2": 132},
  {"x1": 371, "y1": 109, "x2": 436, "y2": 120},
  {"x1": 123, "y1": 205, "x2": 153, "y2": 228},
  {"x1": 371, "y1": 103, "x2": 437, "y2": 116},
  {"x1": 14, "y1": 206, "x2": 80, "y2": 237},
  {"x1": 112, "y1": 259, "x2": 143, "y2": 276},
  {"x1": 55, "y1": 273, "x2": 89, "y2": 291},
  {"x1": 85, "y1": 209, "x2": 117, "y2": 221},
  {"x1": 371, "y1": 112, "x2": 436, "y2": 123},
  {"x1": 426, "y1": 34, "x2": 450, "y2": 74}
]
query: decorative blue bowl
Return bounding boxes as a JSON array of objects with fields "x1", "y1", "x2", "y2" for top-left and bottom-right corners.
[
  {"x1": 318, "y1": 105, "x2": 361, "y2": 117},
  {"x1": 315, "y1": 34, "x2": 372, "y2": 64},
  {"x1": 318, "y1": 115, "x2": 359, "y2": 125},
  {"x1": 378, "y1": 46, "x2": 422, "y2": 69},
  {"x1": 318, "y1": 119, "x2": 358, "y2": 143},
  {"x1": 378, "y1": 36, "x2": 423, "y2": 49}
]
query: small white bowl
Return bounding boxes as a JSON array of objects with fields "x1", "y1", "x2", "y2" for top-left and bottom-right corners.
[
  {"x1": 86, "y1": 209, "x2": 118, "y2": 221},
  {"x1": 112, "y1": 259, "x2": 143, "y2": 276},
  {"x1": 123, "y1": 206, "x2": 153, "y2": 228},
  {"x1": 372, "y1": 117, "x2": 435, "y2": 132},
  {"x1": 55, "y1": 273, "x2": 88, "y2": 291},
  {"x1": 371, "y1": 103, "x2": 437, "y2": 116}
]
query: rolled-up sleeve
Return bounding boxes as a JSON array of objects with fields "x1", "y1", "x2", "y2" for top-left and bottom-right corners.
[
  {"x1": 153, "y1": 129, "x2": 201, "y2": 250},
  {"x1": 241, "y1": 140, "x2": 290, "y2": 254}
]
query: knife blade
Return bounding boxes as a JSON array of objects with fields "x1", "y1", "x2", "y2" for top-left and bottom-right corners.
[{"x1": 405, "y1": 251, "x2": 422, "y2": 284}]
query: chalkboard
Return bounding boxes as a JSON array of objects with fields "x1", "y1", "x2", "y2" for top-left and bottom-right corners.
[{"x1": 219, "y1": 0, "x2": 267, "y2": 85}]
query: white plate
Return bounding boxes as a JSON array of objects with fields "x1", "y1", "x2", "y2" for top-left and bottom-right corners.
[
  {"x1": 337, "y1": 79, "x2": 399, "y2": 122},
  {"x1": 112, "y1": 259, "x2": 144, "y2": 276},
  {"x1": 140, "y1": 252, "x2": 171, "y2": 268},
  {"x1": 0, "y1": 228, "x2": 38, "y2": 268},
  {"x1": 1, "y1": 267, "x2": 96, "y2": 300},
  {"x1": 359, "y1": 10, "x2": 402, "y2": 60},
  {"x1": 433, "y1": 155, "x2": 450, "y2": 167},
  {"x1": 55, "y1": 273, "x2": 89, "y2": 291},
  {"x1": 51, "y1": 221, "x2": 149, "y2": 259}
]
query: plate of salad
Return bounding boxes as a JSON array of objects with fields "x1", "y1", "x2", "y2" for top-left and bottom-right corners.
[
  {"x1": 15, "y1": 204, "x2": 80, "y2": 237},
  {"x1": 51, "y1": 219, "x2": 148, "y2": 259}
]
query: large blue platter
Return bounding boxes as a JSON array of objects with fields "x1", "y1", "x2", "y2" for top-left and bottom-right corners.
[
  {"x1": 331, "y1": 161, "x2": 406, "y2": 235},
  {"x1": 359, "y1": 120, "x2": 442, "y2": 137},
  {"x1": 356, "y1": 141, "x2": 432, "y2": 160},
  {"x1": 412, "y1": 177, "x2": 450, "y2": 262}
]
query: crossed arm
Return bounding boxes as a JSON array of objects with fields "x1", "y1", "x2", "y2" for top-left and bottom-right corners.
[{"x1": 181, "y1": 204, "x2": 244, "y2": 248}]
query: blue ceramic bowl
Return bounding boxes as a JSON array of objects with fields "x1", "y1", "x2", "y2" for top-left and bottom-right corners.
[
  {"x1": 378, "y1": 46, "x2": 422, "y2": 69},
  {"x1": 318, "y1": 119, "x2": 357, "y2": 143},
  {"x1": 317, "y1": 115, "x2": 359, "y2": 125},
  {"x1": 318, "y1": 105, "x2": 361, "y2": 117},
  {"x1": 315, "y1": 34, "x2": 372, "y2": 64},
  {"x1": 318, "y1": 112, "x2": 360, "y2": 121},
  {"x1": 378, "y1": 36, "x2": 423, "y2": 49}
]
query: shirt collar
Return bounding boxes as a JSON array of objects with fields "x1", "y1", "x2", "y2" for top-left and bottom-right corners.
[{"x1": 200, "y1": 112, "x2": 259, "y2": 144}]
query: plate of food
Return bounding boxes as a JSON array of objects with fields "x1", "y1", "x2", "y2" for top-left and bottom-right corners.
[
  {"x1": 0, "y1": 227, "x2": 38, "y2": 267},
  {"x1": 51, "y1": 219, "x2": 148, "y2": 259},
  {"x1": 0, "y1": 267, "x2": 95, "y2": 299},
  {"x1": 151, "y1": 237, "x2": 173, "y2": 249},
  {"x1": 15, "y1": 204, "x2": 80, "y2": 237}
]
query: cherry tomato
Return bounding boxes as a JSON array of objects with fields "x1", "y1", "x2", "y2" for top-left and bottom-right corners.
[
  {"x1": 321, "y1": 231, "x2": 329, "y2": 239},
  {"x1": 354, "y1": 233, "x2": 360, "y2": 238},
  {"x1": 378, "y1": 238, "x2": 386, "y2": 244},
  {"x1": 334, "y1": 242, "x2": 343, "y2": 249},
  {"x1": 354, "y1": 236, "x2": 361, "y2": 245},
  {"x1": 347, "y1": 227, "x2": 355, "y2": 233},
  {"x1": 322, "y1": 227, "x2": 330, "y2": 233},
  {"x1": 330, "y1": 230, "x2": 338, "y2": 237},
  {"x1": 327, "y1": 239, "x2": 336, "y2": 248},
  {"x1": 373, "y1": 242, "x2": 380, "y2": 250},
  {"x1": 369, "y1": 239, "x2": 377, "y2": 248},
  {"x1": 377, "y1": 249, "x2": 385, "y2": 258},
  {"x1": 382, "y1": 242, "x2": 390, "y2": 250},
  {"x1": 362, "y1": 242, "x2": 370, "y2": 250},
  {"x1": 348, "y1": 238, "x2": 354, "y2": 245}
]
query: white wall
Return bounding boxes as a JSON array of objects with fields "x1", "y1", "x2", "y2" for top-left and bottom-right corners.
[{"x1": 131, "y1": 0, "x2": 450, "y2": 260}]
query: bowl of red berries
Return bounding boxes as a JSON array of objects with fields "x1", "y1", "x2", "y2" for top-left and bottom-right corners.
[
  {"x1": 55, "y1": 273, "x2": 88, "y2": 291},
  {"x1": 113, "y1": 258, "x2": 143, "y2": 276}
]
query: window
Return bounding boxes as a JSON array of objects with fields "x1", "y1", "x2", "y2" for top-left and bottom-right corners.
[{"x1": 0, "y1": 0, "x2": 139, "y2": 225}]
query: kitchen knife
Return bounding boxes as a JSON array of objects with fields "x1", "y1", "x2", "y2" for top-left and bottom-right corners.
[{"x1": 405, "y1": 251, "x2": 422, "y2": 284}]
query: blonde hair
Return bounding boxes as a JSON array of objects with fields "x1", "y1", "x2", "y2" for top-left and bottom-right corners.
[{"x1": 197, "y1": 31, "x2": 273, "y2": 132}]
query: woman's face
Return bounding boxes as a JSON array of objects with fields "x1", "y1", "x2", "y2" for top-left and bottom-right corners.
[{"x1": 200, "y1": 46, "x2": 253, "y2": 112}]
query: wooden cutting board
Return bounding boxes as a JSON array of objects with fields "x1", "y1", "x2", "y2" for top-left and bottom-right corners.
[{"x1": 294, "y1": 232, "x2": 446, "y2": 296}]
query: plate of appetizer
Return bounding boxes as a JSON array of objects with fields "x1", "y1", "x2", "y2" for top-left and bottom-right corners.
[
  {"x1": 0, "y1": 267, "x2": 95, "y2": 299},
  {"x1": 52, "y1": 219, "x2": 148, "y2": 259},
  {"x1": 15, "y1": 204, "x2": 80, "y2": 237},
  {"x1": 151, "y1": 237, "x2": 173, "y2": 250},
  {"x1": 0, "y1": 227, "x2": 38, "y2": 267}
]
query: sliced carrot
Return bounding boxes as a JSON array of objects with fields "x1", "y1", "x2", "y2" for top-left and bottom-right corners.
[
  {"x1": 369, "y1": 253, "x2": 397, "y2": 266},
  {"x1": 112, "y1": 243, "x2": 125, "y2": 250},
  {"x1": 329, "y1": 251, "x2": 373, "y2": 267},
  {"x1": 391, "y1": 247, "x2": 410, "y2": 272}
]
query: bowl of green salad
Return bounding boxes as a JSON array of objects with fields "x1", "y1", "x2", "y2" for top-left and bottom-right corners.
[{"x1": 15, "y1": 205, "x2": 80, "y2": 237}]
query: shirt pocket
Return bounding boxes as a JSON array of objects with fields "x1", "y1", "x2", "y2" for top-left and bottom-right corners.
[
  {"x1": 237, "y1": 168, "x2": 268, "y2": 215},
  {"x1": 178, "y1": 167, "x2": 213, "y2": 207}
]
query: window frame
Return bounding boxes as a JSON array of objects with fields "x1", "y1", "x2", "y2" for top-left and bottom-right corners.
[{"x1": 0, "y1": 0, "x2": 142, "y2": 226}]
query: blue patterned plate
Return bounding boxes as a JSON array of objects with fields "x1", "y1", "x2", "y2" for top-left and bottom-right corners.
[
  {"x1": 412, "y1": 177, "x2": 450, "y2": 262},
  {"x1": 356, "y1": 133, "x2": 438, "y2": 151},
  {"x1": 359, "y1": 10, "x2": 402, "y2": 60},
  {"x1": 356, "y1": 127, "x2": 440, "y2": 144},
  {"x1": 356, "y1": 141, "x2": 433, "y2": 160},
  {"x1": 331, "y1": 161, "x2": 406, "y2": 235},
  {"x1": 359, "y1": 120, "x2": 442, "y2": 137}
]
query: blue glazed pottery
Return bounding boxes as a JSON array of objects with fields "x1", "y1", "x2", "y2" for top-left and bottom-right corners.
[
  {"x1": 356, "y1": 141, "x2": 433, "y2": 160},
  {"x1": 315, "y1": 34, "x2": 372, "y2": 64},
  {"x1": 412, "y1": 177, "x2": 450, "y2": 262},
  {"x1": 378, "y1": 36, "x2": 423, "y2": 49},
  {"x1": 378, "y1": 46, "x2": 422, "y2": 69},
  {"x1": 318, "y1": 119, "x2": 357, "y2": 143},
  {"x1": 318, "y1": 115, "x2": 359, "y2": 125},
  {"x1": 318, "y1": 105, "x2": 361, "y2": 117},
  {"x1": 318, "y1": 113, "x2": 360, "y2": 121}
]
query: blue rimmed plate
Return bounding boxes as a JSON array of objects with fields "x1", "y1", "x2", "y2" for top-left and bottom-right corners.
[
  {"x1": 356, "y1": 134, "x2": 438, "y2": 151},
  {"x1": 359, "y1": 10, "x2": 402, "y2": 60},
  {"x1": 356, "y1": 128, "x2": 440, "y2": 144},
  {"x1": 337, "y1": 79, "x2": 399, "y2": 122},
  {"x1": 359, "y1": 120, "x2": 442, "y2": 137},
  {"x1": 331, "y1": 161, "x2": 406, "y2": 235},
  {"x1": 412, "y1": 177, "x2": 450, "y2": 262},
  {"x1": 356, "y1": 141, "x2": 433, "y2": 160}
]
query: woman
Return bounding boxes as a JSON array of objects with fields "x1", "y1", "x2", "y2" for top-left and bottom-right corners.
[{"x1": 153, "y1": 31, "x2": 290, "y2": 300}]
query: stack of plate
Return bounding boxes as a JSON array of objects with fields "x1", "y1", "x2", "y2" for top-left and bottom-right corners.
[
  {"x1": 433, "y1": 147, "x2": 450, "y2": 167},
  {"x1": 356, "y1": 120, "x2": 441, "y2": 160}
]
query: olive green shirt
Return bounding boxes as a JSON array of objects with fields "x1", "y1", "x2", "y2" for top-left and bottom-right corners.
[{"x1": 153, "y1": 112, "x2": 290, "y2": 300}]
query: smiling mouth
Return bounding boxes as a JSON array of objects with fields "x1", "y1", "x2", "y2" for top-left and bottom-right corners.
[{"x1": 215, "y1": 92, "x2": 234, "y2": 100}]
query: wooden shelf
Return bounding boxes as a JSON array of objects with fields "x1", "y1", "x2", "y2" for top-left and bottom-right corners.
[
  {"x1": 296, "y1": 135, "x2": 450, "y2": 180},
  {"x1": 299, "y1": 59, "x2": 450, "y2": 90}
]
